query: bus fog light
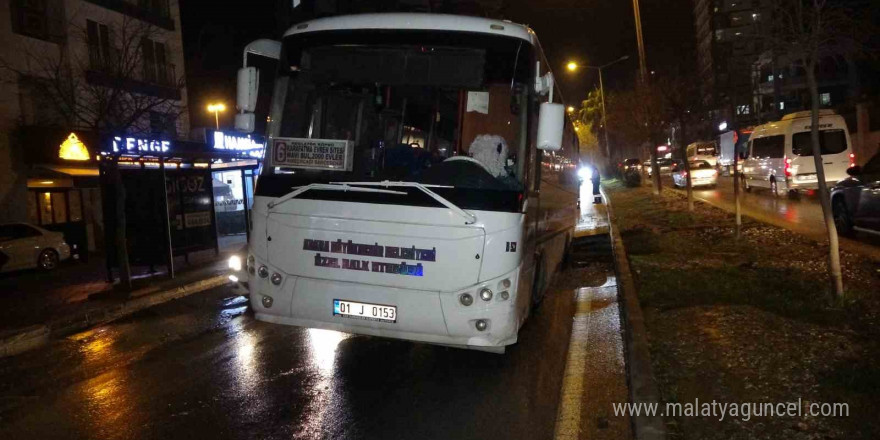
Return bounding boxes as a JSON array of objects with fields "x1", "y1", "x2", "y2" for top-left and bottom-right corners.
[
  {"x1": 500, "y1": 291, "x2": 510, "y2": 300},
  {"x1": 475, "y1": 320, "x2": 488, "y2": 331},
  {"x1": 261, "y1": 295, "x2": 274, "y2": 308},
  {"x1": 459, "y1": 293, "x2": 474, "y2": 306},
  {"x1": 479, "y1": 288, "x2": 493, "y2": 301},
  {"x1": 258, "y1": 265, "x2": 269, "y2": 278},
  {"x1": 271, "y1": 273, "x2": 283, "y2": 285},
  {"x1": 228, "y1": 255, "x2": 242, "y2": 271}
]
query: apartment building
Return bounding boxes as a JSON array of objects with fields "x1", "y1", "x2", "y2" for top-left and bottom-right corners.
[
  {"x1": 693, "y1": 0, "x2": 764, "y2": 128},
  {"x1": 0, "y1": 0, "x2": 189, "y2": 254}
]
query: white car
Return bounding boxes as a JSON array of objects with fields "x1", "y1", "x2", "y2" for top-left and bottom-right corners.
[
  {"x1": 0, "y1": 223, "x2": 72, "y2": 272},
  {"x1": 673, "y1": 160, "x2": 718, "y2": 188}
]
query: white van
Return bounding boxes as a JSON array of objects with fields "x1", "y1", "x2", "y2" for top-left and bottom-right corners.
[{"x1": 742, "y1": 110, "x2": 854, "y2": 196}]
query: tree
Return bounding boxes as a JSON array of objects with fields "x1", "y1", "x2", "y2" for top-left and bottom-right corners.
[
  {"x1": 655, "y1": 73, "x2": 704, "y2": 211},
  {"x1": 576, "y1": 89, "x2": 604, "y2": 148},
  {"x1": 574, "y1": 120, "x2": 601, "y2": 166},
  {"x1": 0, "y1": 15, "x2": 185, "y2": 136},
  {"x1": 760, "y1": 0, "x2": 875, "y2": 299},
  {"x1": 606, "y1": 84, "x2": 667, "y2": 194}
]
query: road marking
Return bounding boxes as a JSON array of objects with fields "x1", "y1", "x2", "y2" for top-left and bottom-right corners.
[{"x1": 553, "y1": 285, "x2": 595, "y2": 439}]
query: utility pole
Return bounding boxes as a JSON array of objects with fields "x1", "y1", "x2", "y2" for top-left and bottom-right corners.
[{"x1": 632, "y1": 0, "x2": 648, "y2": 84}]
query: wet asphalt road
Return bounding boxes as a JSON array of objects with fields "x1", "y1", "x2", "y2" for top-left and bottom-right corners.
[
  {"x1": 664, "y1": 175, "x2": 880, "y2": 256},
  {"x1": 0, "y1": 266, "x2": 610, "y2": 440}
]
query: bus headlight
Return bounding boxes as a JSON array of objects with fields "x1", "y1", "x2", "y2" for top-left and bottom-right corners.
[
  {"x1": 228, "y1": 255, "x2": 242, "y2": 271},
  {"x1": 499, "y1": 291, "x2": 510, "y2": 301},
  {"x1": 475, "y1": 320, "x2": 488, "y2": 331},
  {"x1": 578, "y1": 167, "x2": 592, "y2": 180},
  {"x1": 479, "y1": 288, "x2": 493, "y2": 301},
  {"x1": 258, "y1": 265, "x2": 269, "y2": 278}
]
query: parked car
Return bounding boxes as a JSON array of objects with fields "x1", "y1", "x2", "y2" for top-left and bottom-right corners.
[
  {"x1": 742, "y1": 110, "x2": 854, "y2": 197},
  {"x1": 830, "y1": 152, "x2": 880, "y2": 236},
  {"x1": 0, "y1": 223, "x2": 72, "y2": 272},
  {"x1": 673, "y1": 160, "x2": 718, "y2": 188},
  {"x1": 622, "y1": 158, "x2": 642, "y2": 172},
  {"x1": 645, "y1": 158, "x2": 676, "y2": 177}
]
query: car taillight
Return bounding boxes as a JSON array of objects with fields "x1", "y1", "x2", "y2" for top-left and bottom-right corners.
[
  {"x1": 784, "y1": 157, "x2": 792, "y2": 177},
  {"x1": 849, "y1": 153, "x2": 855, "y2": 168}
]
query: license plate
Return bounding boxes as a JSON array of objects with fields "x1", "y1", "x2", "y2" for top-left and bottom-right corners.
[{"x1": 333, "y1": 299, "x2": 397, "y2": 323}]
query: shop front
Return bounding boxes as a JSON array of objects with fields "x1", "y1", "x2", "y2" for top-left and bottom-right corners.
[{"x1": 19, "y1": 128, "x2": 103, "y2": 261}]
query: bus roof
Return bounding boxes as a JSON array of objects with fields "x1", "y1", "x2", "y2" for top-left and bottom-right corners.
[{"x1": 283, "y1": 13, "x2": 537, "y2": 45}]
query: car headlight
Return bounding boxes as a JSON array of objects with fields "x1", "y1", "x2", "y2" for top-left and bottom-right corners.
[{"x1": 228, "y1": 255, "x2": 242, "y2": 271}]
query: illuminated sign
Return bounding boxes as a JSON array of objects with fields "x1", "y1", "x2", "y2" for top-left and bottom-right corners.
[
  {"x1": 58, "y1": 133, "x2": 90, "y2": 161},
  {"x1": 212, "y1": 131, "x2": 264, "y2": 158},
  {"x1": 657, "y1": 145, "x2": 669, "y2": 152},
  {"x1": 112, "y1": 136, "x2": 170, "y2": 154}
]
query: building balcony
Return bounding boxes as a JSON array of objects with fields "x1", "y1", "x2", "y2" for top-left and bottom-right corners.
[
  {"x1": 83, "y1": 0, "x2": 175, "y2": 31},
  {"x1": 86, "y1": 50, "x2": 181, "y2": 100}
]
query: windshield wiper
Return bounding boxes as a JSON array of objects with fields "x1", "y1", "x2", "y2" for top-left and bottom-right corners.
[
  {"x1": 267, "y1": 183, "x2": 406, "y2": 209},
  {"x1": 334, "y1": 181, "x2": 477, "y2": 225}
]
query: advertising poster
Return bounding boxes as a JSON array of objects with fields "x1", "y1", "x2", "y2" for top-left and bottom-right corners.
[{"x1": 165, "y1": 168, "x2": 216, "y2": 254}]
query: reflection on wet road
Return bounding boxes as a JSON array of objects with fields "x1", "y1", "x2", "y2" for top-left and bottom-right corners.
[
  {"x1": 0, "y1": 267, "x2": 616, "y2": 440},
  {"x1": 668, "y1": 176, "x2": 880, "y2": 255}
]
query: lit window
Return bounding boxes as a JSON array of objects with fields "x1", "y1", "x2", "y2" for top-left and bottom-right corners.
[
  {"x1": 820, "y1": 93, "x2": 831, "y2": 106},
  {"x1": 767, "y1": 75, "x2": 774, "y2": 82},
  {"x1": 778, "y1": 102, "x2": 785, "y2": 110}
]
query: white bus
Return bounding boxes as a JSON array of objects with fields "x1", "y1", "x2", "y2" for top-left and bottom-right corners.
[{"x1": 229, "y1": 13, "x2": 580, "y2": 353}]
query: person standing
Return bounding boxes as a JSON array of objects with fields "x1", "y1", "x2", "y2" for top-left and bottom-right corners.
[{"x1": 591, "y1": 164, "x2": 602, "y2": 203}]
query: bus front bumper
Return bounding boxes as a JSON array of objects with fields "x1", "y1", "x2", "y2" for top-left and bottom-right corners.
[{"x1": 248, "y1": 264, "x2": 523, "y2": 352}]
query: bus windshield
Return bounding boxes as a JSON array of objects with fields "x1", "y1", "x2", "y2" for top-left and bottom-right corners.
[{"x1": 262, "y1": 31, "x2": 533, "y2": 196}]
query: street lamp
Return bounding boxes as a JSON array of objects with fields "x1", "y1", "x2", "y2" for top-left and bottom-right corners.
[
  {"x1": 565, "y1": 55, "x2": 630, "y2": 158},
  {"x1": 207, "y1": 103, "x2": 226, "y2": 130},
  {"x1": 567, "y1": 106, "x2": 575, "y2": 113}
]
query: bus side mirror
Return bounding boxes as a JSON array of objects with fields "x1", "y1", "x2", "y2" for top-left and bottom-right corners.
[
  {"x1": 846, "y1": 165, "x2": 862, "y2": 176},
  {"x1": 537, "y1": 102, "x2": 565, "y2": 151},
  {"x1": 237, "y1": 67, "x2": 259, "y2": 112},
  {"x1": 235, "y1": 67, "x2": 259, "y2": 133}
]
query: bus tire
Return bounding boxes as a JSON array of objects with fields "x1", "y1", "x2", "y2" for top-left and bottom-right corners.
[
  {"x1": 561, "y1": 235, "x2": 572, "y2": 270},
  {"x1": 531, "y1": 255, "x2": 546, "y2": 311}
]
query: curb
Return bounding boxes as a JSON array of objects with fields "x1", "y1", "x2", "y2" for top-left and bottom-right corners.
[
  {"x1": 604, "y1": 188, "x2": 667, "y2": 440},
  {"x1": 0, "y1": 274, "x2": 230, "y2": 359}
]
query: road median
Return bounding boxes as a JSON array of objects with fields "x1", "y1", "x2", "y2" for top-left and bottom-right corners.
[{"x1": 606, "y1": 179, "x2": 880, "y2": 439}]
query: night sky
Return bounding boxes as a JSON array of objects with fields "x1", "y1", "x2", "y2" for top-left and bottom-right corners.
[{"x1": 180, "y1": 0, "x2": 695, "y2": 130}]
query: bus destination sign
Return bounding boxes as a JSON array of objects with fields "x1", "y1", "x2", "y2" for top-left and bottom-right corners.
[{"x1": 271, "y1": 137, "x2": 353, "y2": 171}]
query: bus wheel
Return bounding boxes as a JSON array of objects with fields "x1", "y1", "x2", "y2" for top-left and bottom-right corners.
[{"x1": 531, "y1": 256, "x2": 546, "y2": 311}]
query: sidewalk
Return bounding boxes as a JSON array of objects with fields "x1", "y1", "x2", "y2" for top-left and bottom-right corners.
[{"x1": 0, "y1": 237, "x2": 246, "y2": 357}]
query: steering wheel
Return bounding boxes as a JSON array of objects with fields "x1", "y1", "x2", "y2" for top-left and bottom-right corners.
[{"x1": 444, "y1": 156, "x2": 493, "y2": 175}]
